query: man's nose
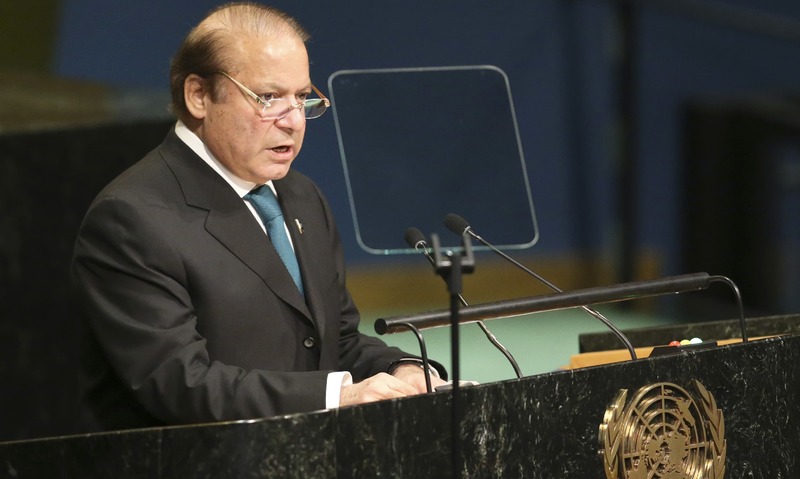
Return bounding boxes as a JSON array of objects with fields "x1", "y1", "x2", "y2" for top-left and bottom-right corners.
[{"x1": 275, "y1": 103, "x2": 305, "y2": 127}]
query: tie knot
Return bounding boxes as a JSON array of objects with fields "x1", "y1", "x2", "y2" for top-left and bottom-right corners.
[{"x1": 246, "y1": 185, "x2": 282, "y2": 223}]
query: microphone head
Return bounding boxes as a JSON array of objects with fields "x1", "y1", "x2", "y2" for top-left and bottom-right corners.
[
  {"x1": 444, "y1": 213, "x2": 471, "y2": 236},
  {"x1": 404, "y1": 227, "x2": 427, "y2": 250}
]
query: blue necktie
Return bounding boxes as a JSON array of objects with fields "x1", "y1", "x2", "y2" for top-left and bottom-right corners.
[{"x1": 246, "y1": 185, "x2": 305, "y2": 295}]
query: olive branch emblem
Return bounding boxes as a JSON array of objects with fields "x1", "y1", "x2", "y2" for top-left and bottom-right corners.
[
  {"x1": 599, "y1": 389, "x2": 627, "y2": 479},
  {"x1": 694, "y1": 380, "x2": 727, "y2": 479}
]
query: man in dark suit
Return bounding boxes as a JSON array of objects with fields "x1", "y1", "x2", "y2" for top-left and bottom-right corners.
[{"x1": 72, "y1": 2, "x2": 445, "y2": 432}]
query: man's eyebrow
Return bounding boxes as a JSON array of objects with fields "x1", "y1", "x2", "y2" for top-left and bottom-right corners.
[{"x1": 256, "y1": 82, "x2": 313, "y2": 92}]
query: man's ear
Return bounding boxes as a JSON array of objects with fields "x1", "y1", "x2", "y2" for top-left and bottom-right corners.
[{"x1": 184, "y1": 74, "x2": 208, "y2": 119}]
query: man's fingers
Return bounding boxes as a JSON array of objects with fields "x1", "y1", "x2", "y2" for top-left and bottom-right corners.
[
  {"x1": 340, "y1": 373, "x2": 418, "y2": 406},
  {"x1": 363, "y1": 373, "x2": 418, "y2": 397},
  {"x1": 391, "y1": 363, "x2": 448, "y2": 393}
]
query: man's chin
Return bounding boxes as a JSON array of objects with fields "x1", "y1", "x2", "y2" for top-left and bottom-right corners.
[{"x1": 255, "y1": 164, "x2": 292, "y2": 183}]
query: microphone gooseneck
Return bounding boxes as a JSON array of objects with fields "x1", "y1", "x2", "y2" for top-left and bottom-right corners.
[
  {"x1": 709, "y1": 275, "x2": 748, "y2": 342},
  {"x1": 443, "y1": 214, "x2": 638, "y2": 361},
  {"x1": 404, "y1": 227, "x2": 523, "y2": 378}
]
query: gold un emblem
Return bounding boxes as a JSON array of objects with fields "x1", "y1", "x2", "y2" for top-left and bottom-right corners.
[{"x1": 599, "y1": 380, "x2": 726, "y2": 479}]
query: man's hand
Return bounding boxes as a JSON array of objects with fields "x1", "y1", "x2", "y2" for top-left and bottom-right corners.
[
  {"x1": 390, "y1": 363, "x2": 447, "y2": 394},
  {"x1": 339, "y1": 365, "x2": 447, "y2": 407},
  {"x1": 339, "y1": 372, "x2": 419, "y2": 407}
]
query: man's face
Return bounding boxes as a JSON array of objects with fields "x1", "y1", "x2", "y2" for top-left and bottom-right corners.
[{"x1": 196, "y1": 34, "x2": 311, "y2": 184}]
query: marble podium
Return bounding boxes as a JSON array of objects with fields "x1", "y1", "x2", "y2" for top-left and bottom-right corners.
[{"x1": 1, "y1": 325, "x2": 798, "y2": 478}]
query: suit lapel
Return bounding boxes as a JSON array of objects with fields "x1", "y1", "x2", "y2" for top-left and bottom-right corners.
[
  {"x1": 274, "y1": 177, "x2": 327, "y2": 340},
  {"x1": 159, "y1": 131, "x2": 313, "y2": 322}
]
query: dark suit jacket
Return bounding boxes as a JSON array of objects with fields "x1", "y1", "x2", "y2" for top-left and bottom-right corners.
[{"x1": 72, "y1": 128, "x2": 421, "y2": 432}]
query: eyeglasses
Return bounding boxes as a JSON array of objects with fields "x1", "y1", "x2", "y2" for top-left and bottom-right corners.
[{"x1": 216, "y1": 71, "x2": 330, "y2": 120}]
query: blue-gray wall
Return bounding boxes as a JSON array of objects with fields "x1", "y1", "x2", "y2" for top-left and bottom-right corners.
[{"x1": 54, "y1": 0, "x2": 800, "y2": 278}]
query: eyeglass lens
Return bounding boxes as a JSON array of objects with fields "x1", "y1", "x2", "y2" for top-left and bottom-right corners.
[{"x1": 260, "y1": 98, "x2": 327, "y2": 119}]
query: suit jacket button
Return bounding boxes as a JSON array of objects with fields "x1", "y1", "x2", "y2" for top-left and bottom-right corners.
[{"x1": 303, "y1": 337, "x2": 315, "y2": 348}]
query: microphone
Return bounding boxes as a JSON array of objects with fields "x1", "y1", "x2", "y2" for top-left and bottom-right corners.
[
  {"x1": 443, "y1": 214, "x2": 638, "y2": 360},
  {"x1": 404, "y1": 227, "x2": 428, "y2": 251},
  {"x1": 404, "y1": 227, "x2": 523, "y2": 378}
]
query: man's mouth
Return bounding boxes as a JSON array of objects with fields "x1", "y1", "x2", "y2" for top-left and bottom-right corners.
[{"x1": 271, "y1": 146, "x2": 291, "y2": 153}]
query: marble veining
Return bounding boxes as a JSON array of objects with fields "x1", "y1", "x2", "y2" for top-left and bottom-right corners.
[{"x1": 1, "y1": 333, "x2": 799, "y2": 478}]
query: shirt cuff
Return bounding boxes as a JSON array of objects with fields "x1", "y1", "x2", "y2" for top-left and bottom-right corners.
[{"x1": 325, "y1": 371, "x2": 353, "y2": 409}]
